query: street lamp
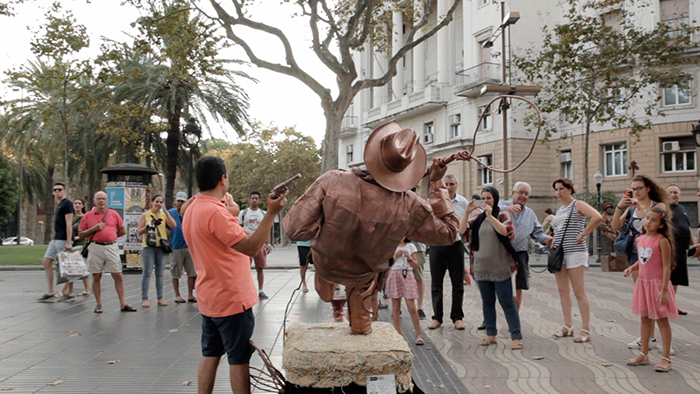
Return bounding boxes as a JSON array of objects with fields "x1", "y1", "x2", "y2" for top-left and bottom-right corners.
[
  {"x1": 691, "y1": 120, "x2": 700, "y2": 147},
  {"x1": 594, "y1": 169, "x2": 604, "y2": 264},
  {"x1": 183, "y1": 118, "x2": 201, "y2": 198},
  {"x1": 12, "y1": 87, "x2": 24, "y2": 246},
  {"x1": 480, "y1": 3, "x2": 521, "y2": 192}
]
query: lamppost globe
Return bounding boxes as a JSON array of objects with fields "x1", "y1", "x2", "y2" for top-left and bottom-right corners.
[{"x1": 593, "y1": 170, "x2": 604, "y2": 186}]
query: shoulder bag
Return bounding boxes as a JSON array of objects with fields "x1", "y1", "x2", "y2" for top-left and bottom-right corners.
[
  {"x1": 547, "y1": 201, "x2": 576, "y2": 274},
  {"x1": 155, "y1": 221, "x2": 172, "y2": 254},
  {"x1": 614, "y1": 207, "x2": 636, "y2": 257},
  {"x1": 81, "y1": 210, "x2": 109, "y2": 259}
]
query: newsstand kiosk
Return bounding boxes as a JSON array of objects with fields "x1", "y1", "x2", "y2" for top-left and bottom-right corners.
[{"x1": 100, "y1": 163, "x2": 158, "y2": 271}]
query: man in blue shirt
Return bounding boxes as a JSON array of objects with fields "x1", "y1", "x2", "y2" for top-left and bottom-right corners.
[
  {"x1": 169, "y1": 192, "x2": 196, "y2": 303},
  {"x1": 499, "y1": 182, "x2": 552, "y2": 310}
]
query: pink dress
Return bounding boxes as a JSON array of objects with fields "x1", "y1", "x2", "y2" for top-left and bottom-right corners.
[{"x1": 632, "y1": 234, "x2": 679, "y2": 320}]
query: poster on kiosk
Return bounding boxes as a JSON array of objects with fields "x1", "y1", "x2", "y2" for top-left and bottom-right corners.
[{"x1": 105, "y1": 183, "x2": 151, "y2": 271}]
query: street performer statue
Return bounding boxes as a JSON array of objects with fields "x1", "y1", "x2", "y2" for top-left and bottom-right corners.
[{"x1": 282, "y1": 120, "x2": 465, "y2": 335}]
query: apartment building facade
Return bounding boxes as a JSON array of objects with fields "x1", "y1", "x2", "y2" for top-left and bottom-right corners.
[{"x1": 339, "y1": 0, "x2": 700, "y2": 225}]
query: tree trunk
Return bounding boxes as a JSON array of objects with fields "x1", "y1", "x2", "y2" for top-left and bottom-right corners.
[
  {"x1": 44, "y1": 165, "x2": 54, "y2": 245},
  {"x1": 165, "y1": 107, "x2": 183, "y2": 210},
  {"x1": 584, "y1": 117, "x2": 592, "y2": 193},
  {"x1": 320, "y1": 106, "x2": 344, "y2": 173},
  {"x1": 87, "y1": 168, "x2": 96, "y2": 210}
]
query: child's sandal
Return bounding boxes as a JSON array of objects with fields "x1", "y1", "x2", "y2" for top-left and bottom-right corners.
[
  {"x1": 626, "y1": 352, "x2": 650, "y2": 366},
  {"x1": 552, "y1": 325, "x2": 573, "y2": 338},
  {"x1": 654, "y1": 357, "x2": 672, "y2": 372},
  {"x1": 573, "y1": 328, "x2": 591, "y2": 343}
]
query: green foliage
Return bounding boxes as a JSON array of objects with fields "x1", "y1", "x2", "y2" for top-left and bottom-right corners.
[
  {"x1": 0, "y1": 154, "x2": 19, "y2": 222},
  {"x1": 210, "y1": 122, "x2": 321, "y2": 210},
  {"x1": 514, "y1": 0, "x2": 699, "y2": 190},
  {"x1": 30, "y1": 2, "x2": 90, "y2": 61},
  {"x1": 575, "y1": 190, "x2": 618, "y2": 212}
]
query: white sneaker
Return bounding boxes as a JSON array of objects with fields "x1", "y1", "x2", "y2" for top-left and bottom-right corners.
[
  {"x1": 627, "y1": 337, "x2": 658, "y2": 349},
  {"x1": 657, "y1": 344, "x2": 676, "y2": 355}
]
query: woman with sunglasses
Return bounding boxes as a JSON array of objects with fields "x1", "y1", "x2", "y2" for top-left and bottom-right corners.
[{"x1": 612, "y1": 175, "x2": 669, "y2": 351}]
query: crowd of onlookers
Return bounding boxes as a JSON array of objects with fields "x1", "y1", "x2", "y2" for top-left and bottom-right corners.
[{"x1": 368, "y1": 173, "x2": 694, "y2": 373}]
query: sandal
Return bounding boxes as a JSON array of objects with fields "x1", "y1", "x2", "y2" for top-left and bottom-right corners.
[
  {"x1": 574, "y1": 329, "x2": 591, "y2": 343},
  {"x1": 187, "y1": 298, "x2": 197, "y2": 303},
  {"x1": 94, "y1": 305, "x2": 103, "y2": 313},
  {"x1": 415, "y1": 336, "x2": 425, "y2": 346},
  {"x1": 38, "y1": 293, "x2": 57, "y2": 301},
  {"x1": 511, "y1": 340, "x2": 523, "y2": 350},
  {"x1": 627, "y1": 352, "x2": 650, "y2": 366},
  {"x1": 142, "y1": 300, "x2": 151, "y2": 308},
  {"x1": 552, "y1": 325, "x2": 573, "y2": 338},
  {"x1": 174, "y1": 298, "x2": 186, "y2": 304},
  {"x1": 480, "y1": 337, "x2": 498, "y2": 346},
  {"x1": 77, "y1": 291, "x2": 90, "y2": 297},
  {"x1": 121, "y1": 305, "x2": 137, "y2": 312},
  {"x1": 654, "y1": 356, "x2": 672, "y2": 372},
  {"x1": 157, "y1": 299, "x2": 168, "y2": 307}
]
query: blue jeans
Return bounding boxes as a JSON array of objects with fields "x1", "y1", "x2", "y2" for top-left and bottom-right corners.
[
  {"x1": 142, "y1": 247, "x2": 167, "y2": 300},
  {"x1": 477, "y1": 279, "x2": 522, "y2": 340}
]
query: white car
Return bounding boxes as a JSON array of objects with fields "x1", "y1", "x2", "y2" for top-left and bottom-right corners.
[{"x1": 1, "y1": 237, "x2": 34, "y2": 246}]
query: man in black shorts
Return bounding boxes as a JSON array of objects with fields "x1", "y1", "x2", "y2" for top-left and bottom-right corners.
[{"x1": 297, "y1": 240, "x2": 312, "y2": 292}]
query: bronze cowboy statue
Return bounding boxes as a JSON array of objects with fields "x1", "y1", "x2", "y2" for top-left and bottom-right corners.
[{"x1": 282, "y1": 121, "x2": 464, "y2": 335}]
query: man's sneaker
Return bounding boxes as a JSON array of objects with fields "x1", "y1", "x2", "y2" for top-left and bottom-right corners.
[
  {"x1": 258, "y1": 291, "x2": 269, "y2": 300},
  {"x1": 418, "y1": 309, "x2": 426, "y2": 319},
  {"x1": 627, "y1": 337, "x2": 658, "y2": 349},
  {"x1": 378, "y1": 302, "x2": 388, "y2": 309}
]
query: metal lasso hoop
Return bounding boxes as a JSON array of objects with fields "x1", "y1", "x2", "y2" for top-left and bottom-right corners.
[{"x1": 424, "y1": 94, "x2": 543, "y2": 175}]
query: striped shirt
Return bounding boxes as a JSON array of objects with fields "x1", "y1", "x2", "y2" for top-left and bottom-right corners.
[{"x1": 552, "y1": 200, "x2": 588, "y2": 254}]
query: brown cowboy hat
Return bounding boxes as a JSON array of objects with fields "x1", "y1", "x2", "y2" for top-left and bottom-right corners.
[{"x1": 364, "y1": 120, "x2": 427, "y2": 192}]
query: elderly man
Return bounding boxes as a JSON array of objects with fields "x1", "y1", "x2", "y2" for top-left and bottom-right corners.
[
  {"x1": 499, "y1": 181, "x2": 553, "y2": 310},
  {"x1": 667, "y1": 185, "x2": 692, "y2": 315},
  {"x1": 283, "y1": 121, "x2": 460, "y2": 335},
  {"x1": 78, "y1": 191, "x2": 136, "y2": 313},
  {"x1": 428, "y1": 174, "x2": 470, "y2": 330}
]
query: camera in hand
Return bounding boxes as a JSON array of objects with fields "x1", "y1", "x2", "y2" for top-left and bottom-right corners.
[
  {"x1": 688, "y1": 247, "x2": 696, "y2": 257},
  {"x1": 153, "y1": 218, "x2": 163, "y2": 225}
]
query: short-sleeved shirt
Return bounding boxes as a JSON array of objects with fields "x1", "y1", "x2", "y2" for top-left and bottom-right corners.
[
  {"x1": 297, "y1": 240, "x2": 311, "y2": 247},
  {"x1": 54, "y1": 198, "x2": 75, "y2": 240},
  {"x1": 168, "y1": 208, "x2": 187, "y2": 249},
  {"x1": 78, "y1": 208, "x2": 124, "y2": 243},
  {"x1": 391, "y1": 243, "x2": 417, "y2": 271},
  {"x1": 452, "y1": 194, "x2": 469, "y2": 242},
  {"x1": 183, "y1": 195, "x2": 258, "y2": 318},
  {"x1": 238, "y1": 208, "x2": 266, "y2": 234}
]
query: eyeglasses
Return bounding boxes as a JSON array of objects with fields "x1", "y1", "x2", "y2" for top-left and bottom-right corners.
[
  {"x1": 53, "y1": 188, "x2": 63, "y2": 192},
  {"x1": 515, "y1": 190, "x2": 529, "y2": 197},
  {"x1": 631, "y1": 186, "x2": 645, "y2": 192},
  {"x1": 445, "y1": 183, "x2": 456, "y2": 186}
]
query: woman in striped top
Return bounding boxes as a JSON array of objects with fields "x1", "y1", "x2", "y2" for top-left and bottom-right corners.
[{"x1": 550, "y1": 179, "x2": 602, "y2": 343}]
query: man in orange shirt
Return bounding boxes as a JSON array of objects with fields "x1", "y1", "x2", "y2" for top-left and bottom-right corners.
[{"x1": 182, "y1": 156, "x2": 287, "y2": 394}]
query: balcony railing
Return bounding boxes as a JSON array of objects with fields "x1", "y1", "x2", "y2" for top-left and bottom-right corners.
[
  {"x1": 340, "y1": 115, "x2": 358, "y2": 134},
  {"x1": 454, "y1": 62, "x2": 502, "y2": 97}
]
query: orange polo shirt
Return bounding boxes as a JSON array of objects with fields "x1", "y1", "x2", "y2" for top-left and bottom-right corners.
[{"x1": 182, "y1": 195, "x2": 258, "y2": 317}]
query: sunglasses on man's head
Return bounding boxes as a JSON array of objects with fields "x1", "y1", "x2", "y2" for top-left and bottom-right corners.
[{"x1": 53, "y1": 188, "x2": 63, "y2": 192}]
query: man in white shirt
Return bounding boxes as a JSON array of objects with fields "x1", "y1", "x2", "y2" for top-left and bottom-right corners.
[
  {"x1": 238, "y1": 191, "x2": 271, "y2": 299},
  {"x1": 428, "y1": 174, "x2": 469, "y2": 330}
]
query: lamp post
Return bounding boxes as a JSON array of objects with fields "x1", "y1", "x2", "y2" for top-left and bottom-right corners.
[
  {"x1": 594, "y1": 169, "x2": 604, "y2": 264},
  {"x1": 12, "y1": 87, "x2": 24, "y2": 245},
  {"x1": 183, "y1": 118, "x2": 201, "y2": 198},
  {"x1": 482, "y1": 2, "x2": 520, "y2": 192}
]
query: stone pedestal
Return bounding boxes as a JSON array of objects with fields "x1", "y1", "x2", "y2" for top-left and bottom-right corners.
[
  {"x1": 283, "y1": 322, "x2": 413, "y2": 392},
  {"x1": 601, "y1": 255, "x2": 627, "y2": 272}
]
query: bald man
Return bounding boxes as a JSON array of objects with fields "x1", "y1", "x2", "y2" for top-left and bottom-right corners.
[{"x1": 78, "y1": 191, "x2": 136, "y2": 313}]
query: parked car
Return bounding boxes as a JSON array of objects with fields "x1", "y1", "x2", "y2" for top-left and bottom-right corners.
[{"x1": 1, "y1": 237, "x2": 34, "y2": 246}]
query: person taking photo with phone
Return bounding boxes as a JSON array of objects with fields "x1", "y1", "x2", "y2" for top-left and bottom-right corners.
[{"x1": 137, "y1": 194, "x2": 177, "y2": 308}]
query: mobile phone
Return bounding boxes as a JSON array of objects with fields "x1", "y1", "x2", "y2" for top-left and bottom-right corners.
[
  {"x1": 625, "y1": 189, "x2": 633, "y2": 198},
  {"x1": 688, "y1": 248, "x2": 696, "y2": 257},
  {"x1": 271, "y1": 173, "x2": 302, "y2": 195},
  {"x1": 473, "y1": 200, "x2": 485, "y2": 208}
]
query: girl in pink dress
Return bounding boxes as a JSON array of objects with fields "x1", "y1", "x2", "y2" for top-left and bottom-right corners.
[
  {"x1": 624, "y1": 206, "x2": 678, "y2": 372},
  {"x1": 385, "y1": 238, "x2": 423, "y2": 345}
]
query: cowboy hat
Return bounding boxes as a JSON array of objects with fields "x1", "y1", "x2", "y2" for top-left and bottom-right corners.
[{"x1": 364, "y1": 120, "x2": 427, "y2": 192}]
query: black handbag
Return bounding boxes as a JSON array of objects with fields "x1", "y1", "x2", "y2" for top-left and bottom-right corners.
[
  {"x1": 614, "y1": 207, "x2": 636, "y2": 257},
  {"x1": 155, "y1": 225, "x2": 172, "y2": 254},
  {"x1": 548, "y1": 201, "x2": 576, "y2": 273},
  {"x1": 82, "y1": 210, "x2": 109, "y2": 259}
]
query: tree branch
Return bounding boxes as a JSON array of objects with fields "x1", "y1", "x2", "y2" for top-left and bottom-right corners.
[
  {"x1": 307, "y1": 0, "x2": 344, "y2": 75},
  {"x1": 207, "y1": 0, "x2": 331, "y2": 100}
]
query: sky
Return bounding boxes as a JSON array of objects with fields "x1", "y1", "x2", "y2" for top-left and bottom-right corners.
[{"x1": 0, "y1": 0, "x2": 336, "y2": 146}]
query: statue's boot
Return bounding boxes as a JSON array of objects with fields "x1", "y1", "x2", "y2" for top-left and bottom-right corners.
[{"x1": 346, "y1": 273, "x2": 384, "y2": 335}]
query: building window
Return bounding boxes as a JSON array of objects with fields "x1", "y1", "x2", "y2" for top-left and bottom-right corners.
[
  {"x1": 477, "y1": 155, "x2": 493, "y2": 185},
  {"x1": 560, "y1": 150, "x2": 573, "y2": 179},
  {"x1": 449, "y1": 114, "x2": 461, "y2": 139},
  {"x1": 661, "y1": 136, "x2": 696, "y2": 173},
  {"x1": 662, "y1": 82, "x2": 692, "y2": 107},
  {"x1": 603, "y1": 143, "x2": 628, "y2": 177},
  {"x1": 661, "y1": 0, "x2": 690, "y2": 38},
  {"x1": 478, "y1": 105, "x2": 491, "y2": 131},
  {"x1": 346, "y1": 144, "x2": 354, "y2": 164},
  {"x1": 423, "y1": 122, "x2": 434, "y2": 144}
]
